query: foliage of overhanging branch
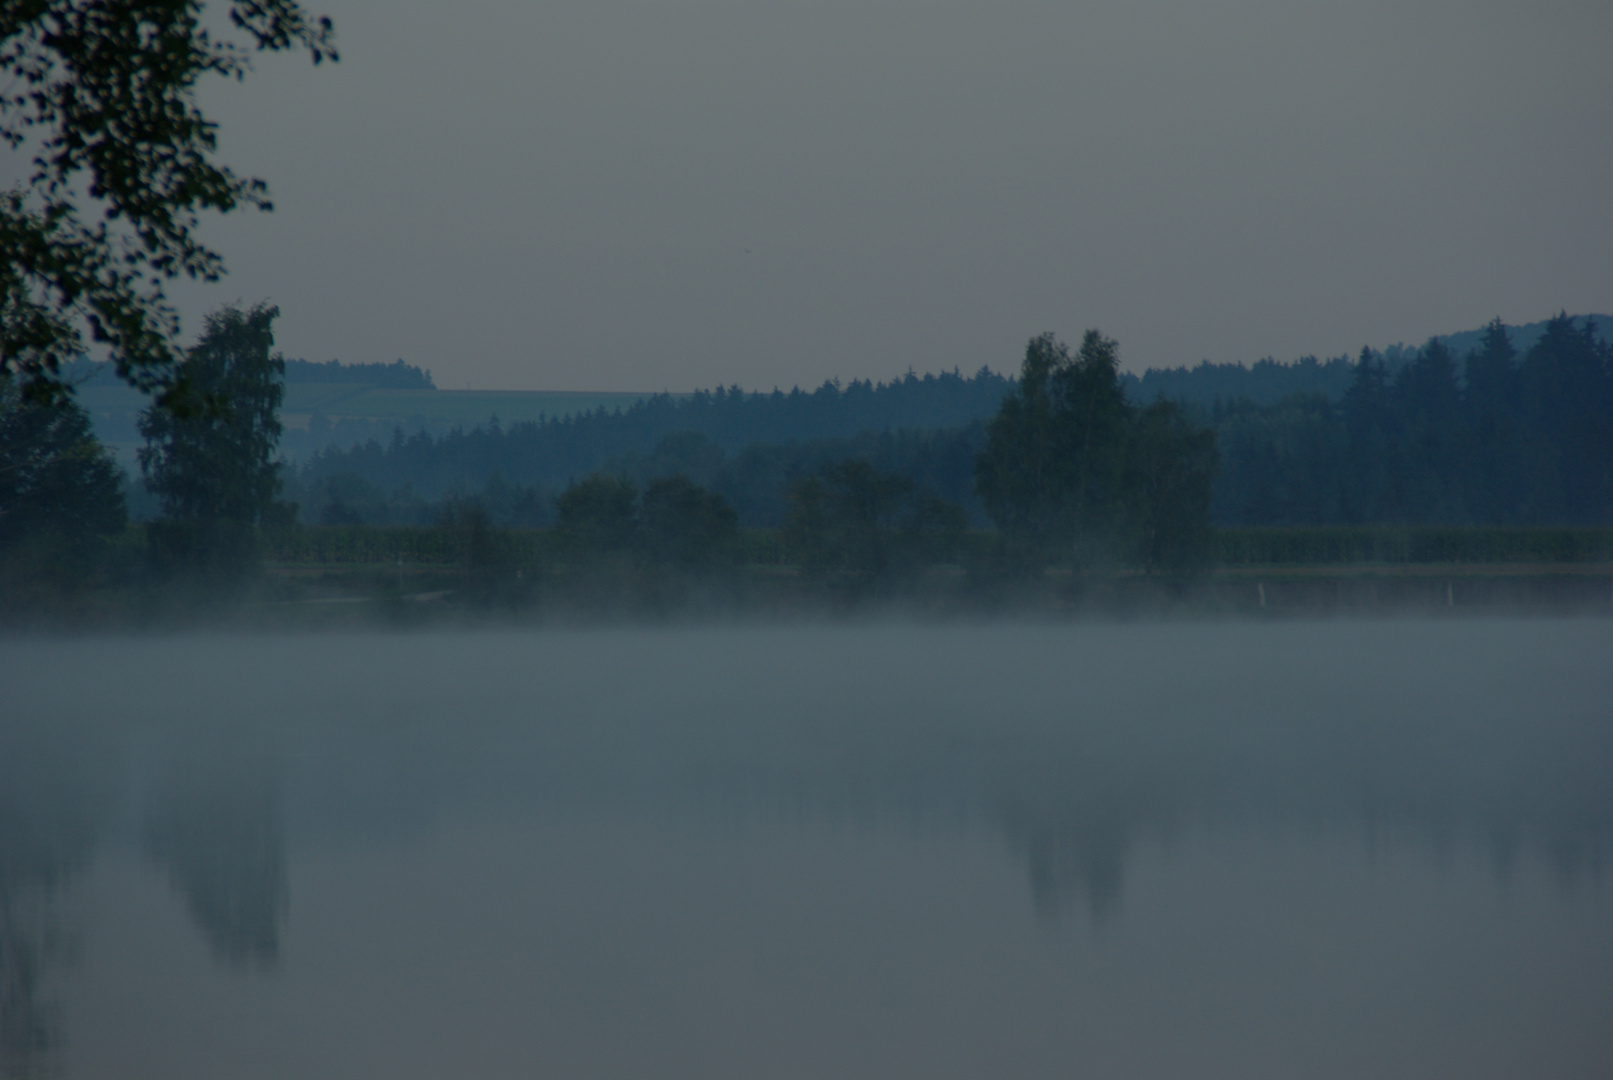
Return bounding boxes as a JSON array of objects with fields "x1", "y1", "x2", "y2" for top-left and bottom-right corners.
[{"x1": 0, "y1": 1, "x2": 335, "y2": 404}]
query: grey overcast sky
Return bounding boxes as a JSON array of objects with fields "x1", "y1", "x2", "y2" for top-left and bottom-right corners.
[{"x1": 163, "y1": 0, "x2": 1611, "y2": 390}]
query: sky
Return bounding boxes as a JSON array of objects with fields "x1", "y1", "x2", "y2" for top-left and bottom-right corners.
[{"x1": 152, "y1": 0, "x2": 1613, "y2": 390}]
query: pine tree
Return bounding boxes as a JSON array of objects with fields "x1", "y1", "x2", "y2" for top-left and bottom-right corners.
[{"x1": 1461, "y1": 319, "x2": 1519, "y2": 523}]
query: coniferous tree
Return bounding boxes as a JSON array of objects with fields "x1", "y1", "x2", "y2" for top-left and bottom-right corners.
[
  {"x1": 1462, "y1": 319, "x2": 1520, "y2": 523},
  {"x1": 1517, "y1": 313, "x2": 1613, "y2": 523},
  {"x1": 1341, "y1": 347, "x2": 1394, "y2": 520},
  {"x1": 1393, "y1": 338, "x2": 1462, "y2": 520}
]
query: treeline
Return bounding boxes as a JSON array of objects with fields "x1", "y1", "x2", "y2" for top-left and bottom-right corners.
[
  {"x1": 435, "y1": 329, "x2": 1215, "y2": 597},
  {"x1": 1, "y1": 306, "x2": 291, "y2": 611},
  {"x1": 1215, "y1": 315, "x2": 1613, "y2": 525},
  {"x1": 8, "y1": 305, "x2": 1613, "y2": 619},
  {"x1": 1121, "y1": 313, "x2": 1609, "y2": 409},
  {"x1": 291, "y1": 367, "x2": 1012, "y2": 524},
  {"x1": 3, "y1": 316, "x2": 1218, "y2": 615},
  {"x1": 281, "y1": 357, "x2": 436, "y2": 388},
  {"x1": 277, "y1": 331, "x2": 1214, "y2": 611},
  {"x1": 1123, "y1": 354, "x2": 1355, "y2": 409},
  {"x1": 293, "y1": 425, "x2": 987, "y2": 530},
  {"x1": 292, "y1": 314, "x2": 1613, "y2": 529}
]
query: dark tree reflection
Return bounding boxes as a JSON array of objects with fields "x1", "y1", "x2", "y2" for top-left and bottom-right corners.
[
  {"x1": 143, "y1": 761, "x2": 288, "y2": 970},
  {"x1": 0, "y1": 727, "x2": 115, "y2": 1078}
]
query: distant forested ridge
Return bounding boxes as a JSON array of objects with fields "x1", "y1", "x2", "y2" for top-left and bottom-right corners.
[
  {"x1": 1120, "y1": 313, "x2": 1611, "y2": 408},
  {"x1": 1121, "y1": 355, "x2": 1357, "y2": 409},
  {"x1": 288, "y1": 315, "x2": 1613, "y2": 529},
  {"x1": 281, "y1": 358, "x2": 436, "y2": 388},
  {"x1": 61, "y1": 356, "x2": 438, "y2": 390},
  {"x1": 291, "y1": 369, "x2": 1010, "y2": 525}
]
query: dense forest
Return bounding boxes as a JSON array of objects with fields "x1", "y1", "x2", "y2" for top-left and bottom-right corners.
[
  {"x1": 289, "y1": 369, "x2": 1013, "y2": 526},
  {"x1": 4, "y1": 308, "x2": 1612, "y2": 619},
  {"x1": 1121, "y1": 313, "x2": 1610, "y2": 409},
  {"x1": 1212, "y1": 316, "x2": 1613, "y2": 525},
  {"x1": 289, "y1": 314, "x2": 1613, "y2": 529}
]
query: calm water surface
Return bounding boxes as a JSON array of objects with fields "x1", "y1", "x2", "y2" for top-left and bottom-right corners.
[{"x1": 3, "y1": 621, "x2": 1611, "y2": 1079}]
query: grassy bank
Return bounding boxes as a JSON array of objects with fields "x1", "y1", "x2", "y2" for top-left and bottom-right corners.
[
  {"x1": 260, "y1": 524, "x2": 1613, "y2": 569},
  {"x1": 243, "y1": 524, "x2": 1613, "y2": 621},
  {"x1": 1213, "y1": 526, "x2": 1613, "y2": 566},
  {"x1": 10, "y1": 524, "x2": 1612, "y2": 629}
]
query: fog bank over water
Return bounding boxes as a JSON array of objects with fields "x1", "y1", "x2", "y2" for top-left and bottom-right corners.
[{"x1": 3, "y1": 620, "x2": 1612, "y2": 1078}]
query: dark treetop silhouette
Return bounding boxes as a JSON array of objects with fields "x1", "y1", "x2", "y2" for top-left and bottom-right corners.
[{"x1": 0, "y1": 0, "x2": 335, "y2": 405}]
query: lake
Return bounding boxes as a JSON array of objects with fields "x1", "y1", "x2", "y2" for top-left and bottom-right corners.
[{"x1": 3, "y1": 620, "x2": 1610, "y2": 1078}]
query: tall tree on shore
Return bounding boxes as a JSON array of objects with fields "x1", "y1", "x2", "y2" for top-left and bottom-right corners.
[
  {"x1": 139, "y1": 304, "x2": 285, "y2": 570},
  {"x1": 1340, "y1": 346, "x2": 1396, "y2": 520},
  {"x1": 783, "y1": 458, "x2": 914, "y2": 582},
  {"x1": 977, "y1": 330, "x2": 1204, "y2": 570},
  {"x1": 1123, "y1": 401, "x2": 1218, "y2": 575},
  {"x1": 1462, "y1": 319, "x2": 1520, "y2": 523},
  {"x1": 0, "y1": 372, "x2": 125, "y2": 597},
  {"x1": 1517, "y1": 313, "x2": 1613, "y2": 523},
  {"x1": 1393, "y1": 338, "x2": 1463, "y2": 520}
]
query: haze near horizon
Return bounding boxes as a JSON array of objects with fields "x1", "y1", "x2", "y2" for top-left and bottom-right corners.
[{"x1": 157, "y1": 1, "x2": 1613, "y2": 389}]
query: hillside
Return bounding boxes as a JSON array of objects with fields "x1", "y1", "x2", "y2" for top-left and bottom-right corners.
[
  {"x1": 1122, "y1": 314, "x2": 1612, "y2": 408},
  {"x1": 73, "y1": 313, "x2": 1610, "y2": 487}
]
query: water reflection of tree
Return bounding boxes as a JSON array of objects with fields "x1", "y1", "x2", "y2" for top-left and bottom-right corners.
[
  {"x1": 1000, "y1": 804, "x2": 1137, "y2": 921},
  {"x1": 0, "y1": 730, "x2": 115, "y2": 1079},
  {"x1": 975, "y1": 720, "x2": 1613, "y2": 921},
  {"x1": 143, "y1": 762, "x2": 288, "y2": 970},
  {"x1": 0, "y1": 902, "x2": 62, "y2": 1080}
]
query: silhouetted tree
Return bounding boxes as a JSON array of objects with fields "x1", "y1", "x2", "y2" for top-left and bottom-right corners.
[
  {"x1": 977, "y1": 331, "x2": 1214, "y2": 572},
  {"x1": 1392, "y1": 338, "x2": 1462, "y2": 520},
  {"x1": 1461, "y1": 319, "x2": 1520, "y2": 523},
  {"x1": 1341, "y1": 346, "x2": 1397, "y2": 520},
  {"x1": 904, "y1": 493, "x2": 969, "y2": 565},
  {"x1": 639, "y1": 474, "x2": 739, "y2": 572},
  {"x1": 976, "y1": 333, "x2": 1076, "y2": 557},
  {"x1": 436, "y1": 497, "x2": 526, "y2": 604},
  {"x1": 1123, "y1": 401, "x2": 1218, "y2": 575},
  {"x1": 555, "y1": 473, "x2": 639, "y2": 555},
  {"x1": 0, "y1": 373, "x2": 126, "y2": 590},
  {"x1": 138, "y1": 304, "x2": 286, "y2": 573},
  {"x1": 1517, "y1": 313, "x2": 1613, "y2": 523},
  {"x1": 2, "y1": 1, "x2": 336, "y2": 402},
  {"x1": 784, "y1": 458, "x2": 913, "y2": 583}
]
